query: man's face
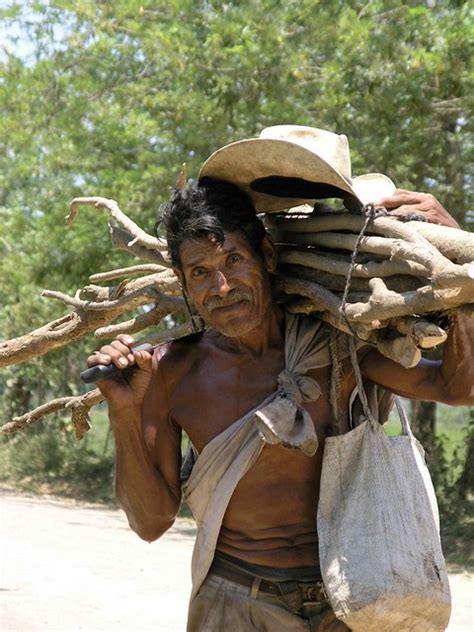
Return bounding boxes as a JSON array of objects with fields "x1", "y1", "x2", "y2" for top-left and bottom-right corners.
[{"x1": 178, "y1": 231, "x2": 275, "y2": 338}]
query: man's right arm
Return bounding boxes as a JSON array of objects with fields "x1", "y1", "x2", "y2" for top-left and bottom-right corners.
[{"x1": 88, "y1": 335, "x2": 182, "y2": 542}]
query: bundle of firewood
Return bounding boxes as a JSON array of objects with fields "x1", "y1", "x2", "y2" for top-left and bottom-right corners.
[
  {"x1": 265, "y1": 205, "x2": 474, "y2": 367},
  {"x1": 2, "y1": 196, "x2": 473, "y2": 438}
]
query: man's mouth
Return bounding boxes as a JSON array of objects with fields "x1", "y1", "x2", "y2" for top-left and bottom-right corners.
[
  {"x1": 207, "y1": 298, "x2": 247, "y2": 313},
  {"x1": 205, "y1": 290, "x2": 251, "y2": 313}
]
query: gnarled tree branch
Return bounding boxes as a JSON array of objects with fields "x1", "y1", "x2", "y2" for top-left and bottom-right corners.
[{"x1": 67, "y1": 196, "x2": 167, "y2": 251}]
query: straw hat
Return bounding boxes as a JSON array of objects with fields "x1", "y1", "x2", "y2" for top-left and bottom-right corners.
[{"x1": 199, "y1": 125, "x2": 396, "y2": 212}]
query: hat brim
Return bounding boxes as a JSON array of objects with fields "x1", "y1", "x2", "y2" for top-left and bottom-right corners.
[
  {"x1": 199, "y1": 138, "x2": 356, "y2": 212},
  {"x1": 199, "y1": 138, "x2": 396, "y2": 211}
]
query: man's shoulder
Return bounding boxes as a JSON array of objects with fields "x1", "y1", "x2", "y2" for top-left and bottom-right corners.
[{"x1": 154, "y1": 330, "x2": 207, "y2": 370}]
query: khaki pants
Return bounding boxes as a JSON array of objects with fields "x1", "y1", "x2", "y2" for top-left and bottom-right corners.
[{"x1": 187, "y1": 572, "x2": 350, "y2": 632}]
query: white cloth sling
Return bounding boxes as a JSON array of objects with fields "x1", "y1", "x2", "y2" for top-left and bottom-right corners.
[{"x1": 182, "y1": 313, "x2": 361, "y2": 601}]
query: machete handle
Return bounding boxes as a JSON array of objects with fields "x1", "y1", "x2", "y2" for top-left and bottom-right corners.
[{"x1": 80, "y1": 342, "x2": 154, "y2": 384}]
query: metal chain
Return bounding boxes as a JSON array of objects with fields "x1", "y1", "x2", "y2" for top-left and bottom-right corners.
[
  {"x1": 339, "y1": 203, "x2": 387, "y2": 425},
  {"x1": 338, "y1": 204, "x2": 386, "y2": 341},
  {"x1": 181, "y1": 286, "x2": 206, "y2": 333}
]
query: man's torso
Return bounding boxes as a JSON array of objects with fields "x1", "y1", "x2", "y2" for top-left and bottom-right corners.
[{"x1": 146, "y1": 325, "x2": 359, "y2": 569}]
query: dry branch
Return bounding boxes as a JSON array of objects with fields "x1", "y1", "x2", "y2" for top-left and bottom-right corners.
[
  {"x1": 67, "y1": 196, "x2": 167, "y2": 251},
  {"x1": 109, "y1": 224, "x2": 170, "y2": 266},
  {"x1": 280, "y1": 274, "x2": 472, "y2": 322},
  {"x1": 0, "y1": 320, "x2": 202, "y2": 437},
  {"x1": 89, "y1": 264, "x2": 167, "y2": 282},
  {"x1": 1, "y1": 272, "x2": 185, "y2": 368},
  {"x1": 94, "y1": 300, "x2": 187, "y2": 338},
  {"x1": 391, "y1": 317, "x2": 447, "y2": 349},
  {"x1": 276, "y1": 231, "x2": 455, "y2": 277},
  {"x1": 285, "y1": 301, "x2": 447, "y2": 368},
  {"x1": 1, "y1": 196, "x2": 193, "y2": 437},
  {"x1": 42, "y1": 274, "x2": 181, "y2": 311},
  {"x1": 395, "y1": 222, "x2": 474, "y2": 264},
  {"x1": 266, "y1": 213, "x2": 474, "y2": 263},
  {"x1": 279, "y1": 248, "x2": 429, "y2": 278},
  {"x1": 272, "y1": 210, "x2": 473, "y2": 341},
  {"x1": 345, "y1": 279, "x2": 472, "y2": 323},
  {"x1": 0, "y1": 311, "x2": 115, "y2": 368},
  {"x1": 276, "y1": 206, "x2": 473, "y2": 366},
  {"x1": 282, "y1": 264, "x2": 423, "y2": 294},
  {"x1": 0, "y1": 389, "x2": 104, "y2": 440}
]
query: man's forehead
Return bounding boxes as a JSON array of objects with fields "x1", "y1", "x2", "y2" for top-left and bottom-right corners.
[{"x1": 180, "y1": 231, "x2": 251, "y2": 266}]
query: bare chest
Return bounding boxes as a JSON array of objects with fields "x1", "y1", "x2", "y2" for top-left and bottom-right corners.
[
  {"x1": 169, "y1": 353, "x2": 349, "y2": 453},
  {"x1": 170, "y1": 356, "x2": 279, "y2": 451}
]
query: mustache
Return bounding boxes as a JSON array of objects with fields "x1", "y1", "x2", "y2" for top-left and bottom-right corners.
[{"x1": 205, "y1": 288, "x2": 251, "y2": 312}]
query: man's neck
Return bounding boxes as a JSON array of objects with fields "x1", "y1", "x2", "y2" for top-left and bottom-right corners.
[{"x1": 211, "y1": 304, "x2": 285, "y2": 359}]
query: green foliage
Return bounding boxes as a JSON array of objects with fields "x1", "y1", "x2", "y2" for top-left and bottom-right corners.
[
  {"x1": 0, "y1": 410, "x2": 115, "y2": 503},
  {"x1": 385, "y1": 402, "x2": 472, "y2": 561},
  {"x1": 0, "y1": 405, "x2": 192, "y2": 507},
  {"x1": 433, "y1": 411, "x2": 474, "y2": 566}
]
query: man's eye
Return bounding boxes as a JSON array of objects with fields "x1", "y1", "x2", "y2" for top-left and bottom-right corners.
[
  {"x1": 192, "y1": 267, "x2": 207, "y2": 277},
  {"x1": 227, "y1": 253, "x2": 242, "y2": 265}
]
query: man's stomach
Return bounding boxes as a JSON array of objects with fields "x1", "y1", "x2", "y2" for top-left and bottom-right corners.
[{"x1": 216, "y1": 443, "x2": 322, "y2": 568}]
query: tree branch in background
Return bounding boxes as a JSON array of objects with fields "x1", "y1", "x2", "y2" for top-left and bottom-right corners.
[{"x1": 1, "y1": 389, "x2": 104, "y2": 440}]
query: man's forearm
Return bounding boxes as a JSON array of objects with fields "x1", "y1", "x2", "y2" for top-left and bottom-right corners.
[
  {"x1": 438, "y1": 313, "x2": 474, "y2": 405},
  {"x1": 110, "y1": 406, "x2": 181, "y2": 542}
]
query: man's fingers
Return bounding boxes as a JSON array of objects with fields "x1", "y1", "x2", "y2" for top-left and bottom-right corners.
[
  {"x1": 116, "y1": 334, "x2": 135, "y2": 346},
  {"x1": 87, "y1": 351, "x2": 112, "y2": 367},
  {"x1": 373, "y1": 189, "x2": 425, "y2": 209},
  {"x1": 87, "y1": 340, "x2": 135, "y2": 369},
  {"x1": 134, "y1": 350, "x2": 153, "y2": 371},
  {"x1": 86, "y1": 335, "x2": 155, "y2": 380},
  {"x1": 108, "y1": 339, "x2": 136, "y2": 363},
  {"x1": 372, "y1": 189, "x2": 458, "y2": 228}
]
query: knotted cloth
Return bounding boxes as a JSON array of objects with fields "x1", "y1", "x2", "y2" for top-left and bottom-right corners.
[{"x1": 253, "y1": 322, "x2": 326, "y2": 456}]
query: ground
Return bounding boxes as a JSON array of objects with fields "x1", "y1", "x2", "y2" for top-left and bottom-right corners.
[{"x1": 1, "y1": 492, "x2": 472, "y2": 631}]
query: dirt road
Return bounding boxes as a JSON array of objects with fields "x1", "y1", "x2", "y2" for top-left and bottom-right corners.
[{"x1": 1, "y1": 493, "x2": 472, "y2": 631}]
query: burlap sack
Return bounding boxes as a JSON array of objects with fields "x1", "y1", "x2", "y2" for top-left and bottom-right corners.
[{"x1": 317, "y1": 403, "x2": 451, "y2": 632}]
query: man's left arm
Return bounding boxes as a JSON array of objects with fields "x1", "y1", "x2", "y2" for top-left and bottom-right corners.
[
  {"x1": 361, "y1": 314, "x2": 474, "y2": 406},
  {"x1": 360, "y1": 189, "x2": 473, "y2": 405}
]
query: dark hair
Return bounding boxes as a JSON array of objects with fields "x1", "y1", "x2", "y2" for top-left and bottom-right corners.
[{"x1": 158, "y1": 177, "x2": 267, "y2": 268}]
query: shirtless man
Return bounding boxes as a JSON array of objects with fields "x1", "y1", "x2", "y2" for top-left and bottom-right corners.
[{"x1": 88, "y1": 177, "x2": 473, "y2": 631}]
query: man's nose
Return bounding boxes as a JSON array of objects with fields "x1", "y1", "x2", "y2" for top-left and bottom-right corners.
[{"x1": 212, "y1": 270, "x2": 232, "y2": 295}]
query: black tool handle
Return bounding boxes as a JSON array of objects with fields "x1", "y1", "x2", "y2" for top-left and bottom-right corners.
[{"x1": 80, "y1": 343, "x2": 154, "y2": 384}]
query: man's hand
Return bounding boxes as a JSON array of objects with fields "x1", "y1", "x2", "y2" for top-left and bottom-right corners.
[
  {"x1": 87, "y1": 334, "x2": 153, "y2": 412},
  {"x1": 373, "y1": 189, "x2": 459, "y2": 228}
]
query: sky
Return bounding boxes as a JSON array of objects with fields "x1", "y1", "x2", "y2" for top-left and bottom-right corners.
[{"x1": 0, "y1": 1, "x2": 71, "y2": 65}]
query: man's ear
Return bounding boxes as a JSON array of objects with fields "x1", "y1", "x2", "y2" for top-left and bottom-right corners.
[
  {"x1": 174, "y1": 267, "x2": 189, "y2": 297},
  {"x1": 261, "y1": 235, "x2": 278, "y2": 273},
  {"x1": 173, "y1": 267, "x2": 184, "y2": 284}
]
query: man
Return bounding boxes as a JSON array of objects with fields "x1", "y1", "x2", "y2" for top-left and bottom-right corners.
[{"x1": 87, "y1": 127, "x2": 473, "y2": 631}]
